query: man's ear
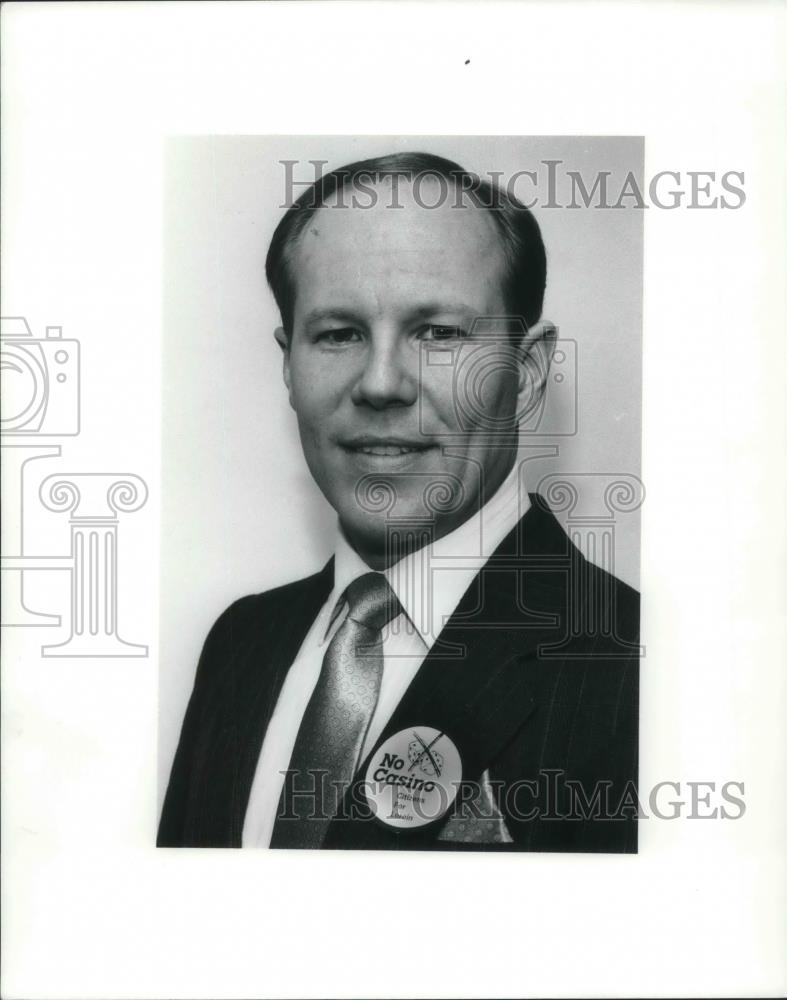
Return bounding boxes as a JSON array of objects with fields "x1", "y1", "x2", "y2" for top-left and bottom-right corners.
[
  {"x1": 516, "y1": 320, "x2": 558, "y2": 416},
  {"x1": 273, "y1": 326, "x2": 294, "y2": 405}
]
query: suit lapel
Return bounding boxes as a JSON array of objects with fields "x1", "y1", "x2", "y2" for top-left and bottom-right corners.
[{"x1": 250, "y1": 558, "x2": 335, "y2": 721}]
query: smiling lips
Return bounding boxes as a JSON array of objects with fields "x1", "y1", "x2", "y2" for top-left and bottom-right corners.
[{"x1": 340, "y1": 437, "x2": 434, "y2": 457}]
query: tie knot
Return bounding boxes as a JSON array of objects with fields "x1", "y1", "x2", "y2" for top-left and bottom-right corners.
[{"x1": 344, "y1": 572, "x2": 401, "y2": 632}]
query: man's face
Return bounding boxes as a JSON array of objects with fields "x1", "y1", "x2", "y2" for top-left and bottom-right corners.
[{"x1": 277, "y1": 179, "x2": 539, "y2": 567}]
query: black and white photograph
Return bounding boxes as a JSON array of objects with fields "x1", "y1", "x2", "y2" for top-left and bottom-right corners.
[{"x1": 158, "y1": 136, "x2": 644, "y2": 852}]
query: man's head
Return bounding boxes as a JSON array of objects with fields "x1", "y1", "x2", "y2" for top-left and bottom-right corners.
[{"x1": 266, "y1": 152, "x2": 554, "y2": 567}]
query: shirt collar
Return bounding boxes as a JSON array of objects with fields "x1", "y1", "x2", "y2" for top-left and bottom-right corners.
[{"x1": 327, "y1": 460, "x2": 529, "y2": 649}]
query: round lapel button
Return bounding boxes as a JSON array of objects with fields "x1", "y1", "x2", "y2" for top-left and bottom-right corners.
[{"x1": 365, "y1": 727, "x2": 462, "y2": 829}]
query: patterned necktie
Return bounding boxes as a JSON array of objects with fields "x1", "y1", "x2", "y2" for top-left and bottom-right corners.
[{"x1": 270, "y1": 571, "x2": 401, "y2": 849}]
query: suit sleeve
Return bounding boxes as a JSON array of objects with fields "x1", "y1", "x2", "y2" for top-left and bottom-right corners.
[{"x1": 156, "y1": 601, "x2": 242, "y2": 847}]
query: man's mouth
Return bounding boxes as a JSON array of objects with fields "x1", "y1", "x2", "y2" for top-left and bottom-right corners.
[
  {"x1": 353, "y1": 444, "x2": 425, "y2": 456},
  {"x1": 340, "y1": 437, "x2": 434, "y2": 457}
]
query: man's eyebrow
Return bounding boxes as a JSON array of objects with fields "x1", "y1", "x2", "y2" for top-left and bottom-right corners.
[
  {"x1": 405, "y1": 302, "x2": 478, "y2": 321},
  {"x1": 301, "y1": 302, "x2": 478, "y2": 327},
  {"x1": 301, "y1": 307, "x2": 364, "y2": 327}
]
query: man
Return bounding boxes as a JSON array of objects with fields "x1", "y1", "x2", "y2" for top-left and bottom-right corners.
[{"x1": 158, "y1": 152, "x2": 639, "y2": 852}]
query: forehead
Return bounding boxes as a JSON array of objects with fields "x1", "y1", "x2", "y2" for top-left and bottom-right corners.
[{"x1": 288, "y1": 177, "x2": 508, "y2": 319}]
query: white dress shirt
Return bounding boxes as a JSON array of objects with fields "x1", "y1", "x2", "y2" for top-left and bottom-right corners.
[{"x1": 241, "y1": 462, "x2": 530, "y2": 847}]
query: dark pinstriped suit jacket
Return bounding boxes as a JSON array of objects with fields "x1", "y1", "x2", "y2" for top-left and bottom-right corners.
[{"x1": 158, "y1": 494, "x2": 639, "y2": 852}]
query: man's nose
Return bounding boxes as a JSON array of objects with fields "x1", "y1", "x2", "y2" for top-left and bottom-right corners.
[{"x1": 350, "y1": 334, "x2": 418, "y2": 410}]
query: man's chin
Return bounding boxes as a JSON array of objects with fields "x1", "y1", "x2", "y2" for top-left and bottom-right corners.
[
  {"x1": 337, "y1": 500, "x2": 470, "y2": 569},
  {"x1": 335, "y1": 514, "x2": 389, "y2": 569}
]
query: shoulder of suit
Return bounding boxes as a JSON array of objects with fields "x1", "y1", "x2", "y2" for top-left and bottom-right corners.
[
  {"x1": 525, "y1": 497, "x2": 640, "y2": 645},
  {"x1": 583, "y1": 554, "x2": 640, "y2": 604},
  {"x1": 208, "y1": 565, "x2": 331, "y2": 636},
  {"x1": 577, "y1": 551, "x2": 640, "y2": 644},
  {"x1": 528, "y1": 494, "x2": 639, "y2": 588}
]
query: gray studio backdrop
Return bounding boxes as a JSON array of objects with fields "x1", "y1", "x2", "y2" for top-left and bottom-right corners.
[{"x1": 159, "y1": 135, "x2": 644, "y2": 810}]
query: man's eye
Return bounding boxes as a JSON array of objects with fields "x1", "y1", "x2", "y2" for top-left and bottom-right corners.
[
  {"x1": 422, "y1": 324, "x2": 467, "y2": 341},
  {"x1": 317, "y1": 327, "x2": 361, "y2": 345}
]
